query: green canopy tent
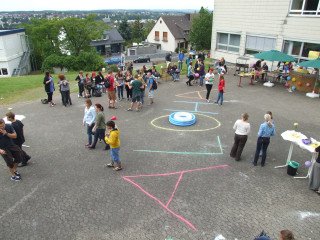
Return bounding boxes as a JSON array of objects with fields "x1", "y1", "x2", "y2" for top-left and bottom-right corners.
[
  {"x1": 253, "y1": 50, "x2": 295, "y2": 87},
  {"x1": 298, "y1": 57, "x2": 320, "y2": 98},
  {"x1": 253, "y1": 50, "x2": 295, "y2": 63}
]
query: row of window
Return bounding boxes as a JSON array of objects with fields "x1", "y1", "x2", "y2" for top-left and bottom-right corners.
[
  {"x1": 0, "y1": 68, "x2": 8, "y2": 75},
  {"x1": 154, "y1": 31, "x2": 168, "y2": 42},
  {"x1": 290, "y1": 0, "x2": 320, "y2": 16},
  {"x1": 216, "y1": 32, "x2": 320, "y2": 62}
]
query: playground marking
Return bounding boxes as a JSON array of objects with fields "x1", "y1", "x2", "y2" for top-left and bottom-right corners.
[
  {"x1": 123, "y1": 164, "x2": 229, "y2": 231},
  {"x1": 150, "y1": 113, "x2": 221, "y2": 132},
  {"x1": 175, "y1": 90, "x2": 208, "y2": 100},
  {"x1": 134, "y1": 136, "x2": 223, "y2": 155}
]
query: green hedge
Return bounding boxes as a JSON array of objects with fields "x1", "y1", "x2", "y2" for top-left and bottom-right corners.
[{"x1": 42, "y1": 51, "x2": 105, "y2": 72}]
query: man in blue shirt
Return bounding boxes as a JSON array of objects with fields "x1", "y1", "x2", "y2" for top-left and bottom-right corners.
[
  {"x1": 253, "y1": 114, "x2": 275, "y2": 166},
  {"x1": 178, "y1": 51, "x2": 185, "y2": 71}
]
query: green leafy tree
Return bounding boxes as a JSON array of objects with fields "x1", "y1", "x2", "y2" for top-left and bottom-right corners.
[
  {"x1": 143, "y1": 20, "x2": 156, "y2": 40},
  {"x1": 189, "y1": 7, "x2": 213, "y2": 50},
  {"x1": 22, "y1": 18, "x2": 62, "y2": 70},
  {"x1": 131, "y1": 16, "x2": 144, "y2": 43},
  {"x1": 60, "y1": 15, "x2": 107, "y2": 55},
  {"x1": 118, "y1": 18, "x2": 132, "y2": 41}
]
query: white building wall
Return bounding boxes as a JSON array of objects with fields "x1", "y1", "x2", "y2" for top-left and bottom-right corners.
[
  {"x1": 147, "y1": 17, "x2": 178, "y2": 52},
  {"x1": 211, "y1": 0, "x2": 320, "y2": 63},
  {"x1": 0, "y1": 31, "x2": 27, "y2": 77}
]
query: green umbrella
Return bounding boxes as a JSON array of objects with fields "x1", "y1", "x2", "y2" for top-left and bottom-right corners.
[
  {"x1": 298, "y1": 58, "x2": 320, "y2": 96},
  {"x1": 253, "y1": 50, "x2": 295, "y2": 62},
  {"x1": 298, "y1": 57, "x2": 320, "y2": 68}
]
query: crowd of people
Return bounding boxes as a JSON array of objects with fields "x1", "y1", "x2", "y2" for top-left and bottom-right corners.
[{"x1": 2, "y1": 53, "x2": 319, "y2": 239}]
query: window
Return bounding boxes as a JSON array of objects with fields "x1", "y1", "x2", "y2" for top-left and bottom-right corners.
[
  {"x1": 154, "y1": 31, "x2": 159, "y2": 41},
  {"x1": 163, "y1": 32, "x2": 168, "y2": 42},
  {"x1": 245, "y1": 36, "x2": 276, "y2": 55},
  {"x1": 1, "y1": 68, "x2": 8, "y2": 75},
  {"x1": 216, "y1": 33, "x2": 240, "y2": 53},
  {"x1": 290, "y1": 0, "x2": 320, "y2": 15},
  {"x1": 282, "y1": 40, "x2": 320, "y2": 62}
]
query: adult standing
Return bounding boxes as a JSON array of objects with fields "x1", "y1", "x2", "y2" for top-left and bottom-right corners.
[
  {"x1": 0, "y1": 119, "x2": 23, "y2": 181},
  {"x1": 186, "y1": 62, "x2": 194, "y2": 86},
  {"x1": 5, "y1": 112, "x2": 31, "y2": 167},
  {"x1": 106, "y1": 70, "x2": 117, "y2": 109},
  {"x1": 165, "y1": 52, "x2": 172, "y2": 67},
  {"x1": 178, "y1": 51, "x2": 185, "y2": 70},
  {"x1": 253, "y1": 114, "x2": 275, "y2": 166},
  {"x1": 204, "y1": 68, "x2": 214, "y2": 102},
  {"x1": 115, "y1": 71, "x2": 125, "y2": 101},
  {"x1": 309, "y1": 145, "x2": 320, "y2": 195},
  {"x1": 185, "y1": 54, "x2": 193, "y2": 71},
  {"x1": 75, "y1": 71, "x2": 85, "y2": 98},
  {"x1": 88, "y1": 104, "x2": 109, "y2": 150},
  {"x1": 127, "y1": 74, "x2": 143, "y2": 111},
  {"x1": 83, "y1": 99, "x2": 96, "y2": 147},
  {"x1": 199, "y1": 60, "x2": 205, "y2": 87},
  {"x1": 58, "y1": 74, "x2": 72, "y2": 107},
  {"x1": 147, "y1": 71, "x2": 157, "y2": 105},
  {"x1": 230, "y1": 113, "x2": 250, "y2": 161},
  {"x1": 125, "y1": 70, "x2": 133, "y2": 101},
  {"x1": 43, "y1": 71, "x2": 55, "y2": 107}
]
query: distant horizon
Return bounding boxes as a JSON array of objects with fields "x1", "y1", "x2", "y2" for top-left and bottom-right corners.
[
  {"x1": 0, "y1": 0, "x2": 213, "y2": 12},
  {"x1": 0, "y1": 9, "x2": 203, "y2": 13}
]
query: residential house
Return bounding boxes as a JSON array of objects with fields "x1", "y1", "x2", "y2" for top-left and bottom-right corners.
[
  {"x1": 91, "y1": 28, "x2": 124, "y2": 56},
  {"x1": 0, "y1": 28, "x2": 31, "y2": 77},
  {"x1": 210, "y1": 0, "x2": 320, "y2": 64},
  {"x1": 147, "y1": 14, "x2": 191, "y2": 52}
]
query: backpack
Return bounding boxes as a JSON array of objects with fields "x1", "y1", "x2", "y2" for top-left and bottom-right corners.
[
  {"x1": 41, "y1": 99, "x2": 48, "y2": 104},
  {"x1": 104, "y1": 77, "x2": 110, "y2": 88},
  {"x1": 151, "y1": 78, "x2": 157, "y2": 90}
]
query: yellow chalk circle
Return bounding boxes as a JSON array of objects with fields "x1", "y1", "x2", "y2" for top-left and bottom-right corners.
[{"x1": 151, "y1": 113, "x2": 221, "y2": 132}]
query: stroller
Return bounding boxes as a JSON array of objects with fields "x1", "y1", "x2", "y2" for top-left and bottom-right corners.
[
  {"x1": 92, "y1": 84, "x2": 103, "y2": 97},
  {"x1": 173, "y1": 68, "x2": 180, "y2": 81}
]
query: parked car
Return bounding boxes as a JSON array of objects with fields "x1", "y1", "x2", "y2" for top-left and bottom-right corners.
[
  {"x1": 105, "y1": 57, "x2": 122, "y2": 65},
  {"x1": 133, "y1": 56, "x2": 150, "y2": 63}
]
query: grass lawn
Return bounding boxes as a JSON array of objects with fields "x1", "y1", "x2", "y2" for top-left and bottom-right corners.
[{"x1": 0, "y1": 72, "x2": 79, "y2": 105}]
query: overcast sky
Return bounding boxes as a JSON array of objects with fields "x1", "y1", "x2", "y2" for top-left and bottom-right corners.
[{"x1": 1, "y1": 0, "x2": 213, "y2": 11}]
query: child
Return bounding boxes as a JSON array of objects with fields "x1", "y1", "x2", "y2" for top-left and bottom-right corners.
[
  {"x1": 104, "y1": 121, "x2": 122, "y2": 171},
  {"x1": 215, "y1": 75, "x2": 225, "y2": 105},
  {"x1": 6, "y1": 112, "x2": 31, "y2": 167}
]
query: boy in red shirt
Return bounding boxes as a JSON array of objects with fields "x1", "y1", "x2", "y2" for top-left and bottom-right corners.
[{"x1": 215, "y1": 75, "x2": 225, "y2": 105}]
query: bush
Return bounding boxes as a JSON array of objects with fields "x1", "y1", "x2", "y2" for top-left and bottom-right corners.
[
  {"x1": 107, "y1": 64, "x2": 120, "y2": 73},
  {"x1": 42, "y1": 51, "x2": 105, "y2": 72}
]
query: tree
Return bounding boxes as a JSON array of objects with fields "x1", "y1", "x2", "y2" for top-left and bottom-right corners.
[
  {"x1": 143, "y1": 20, "x2": 156, "y2": 40},
  {"x1": 118, "y1": 18, "x2": 131, "y2": 41},
  {"x1": 131, "y1": 16, "x2": 144, "y2": 43},
  {"x1": 61, "y1": 15, "x2": 107, "y2": 55},
  {"x1": 22, "y1": 18, "x2": 62, "y2": 70},
  {"x1": 189, "y1": 7, "x2": 213, "y2": 50}
]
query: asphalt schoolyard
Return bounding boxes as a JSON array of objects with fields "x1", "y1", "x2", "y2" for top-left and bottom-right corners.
[{"x1": 0, "y1": 69, "x2": 320, "y2": 240}]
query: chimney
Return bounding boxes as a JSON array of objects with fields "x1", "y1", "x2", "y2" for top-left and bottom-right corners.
[{"x1": 185, "y1": 14, "x2": 191, "y2": 21}]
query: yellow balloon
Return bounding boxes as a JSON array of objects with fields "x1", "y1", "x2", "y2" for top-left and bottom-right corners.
[{"x1": 292, "y1": 77, "x2": 296, "y2": 82}]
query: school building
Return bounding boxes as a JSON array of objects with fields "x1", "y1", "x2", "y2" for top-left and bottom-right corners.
[{"x1": 210, "y1": 0, "x2": 320, "y2": 63}]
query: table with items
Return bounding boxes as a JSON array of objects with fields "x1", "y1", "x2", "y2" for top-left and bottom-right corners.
[{"x1": 275, "y1": 130, "x2": 320, "y2": 179}]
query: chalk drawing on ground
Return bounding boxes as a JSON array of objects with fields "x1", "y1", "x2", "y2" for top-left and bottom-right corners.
[{"x1": 123, "y1": 164, "x2": 229, "y2": 231}]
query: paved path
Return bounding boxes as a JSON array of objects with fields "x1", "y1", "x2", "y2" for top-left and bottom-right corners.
[{"x1": 1, "y1": 70, "x2": 320, "y2": 240}]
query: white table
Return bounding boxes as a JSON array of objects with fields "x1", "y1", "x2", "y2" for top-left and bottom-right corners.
[{"x1": 275, "y1": 130, "x2": 319, "y2": 179}]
